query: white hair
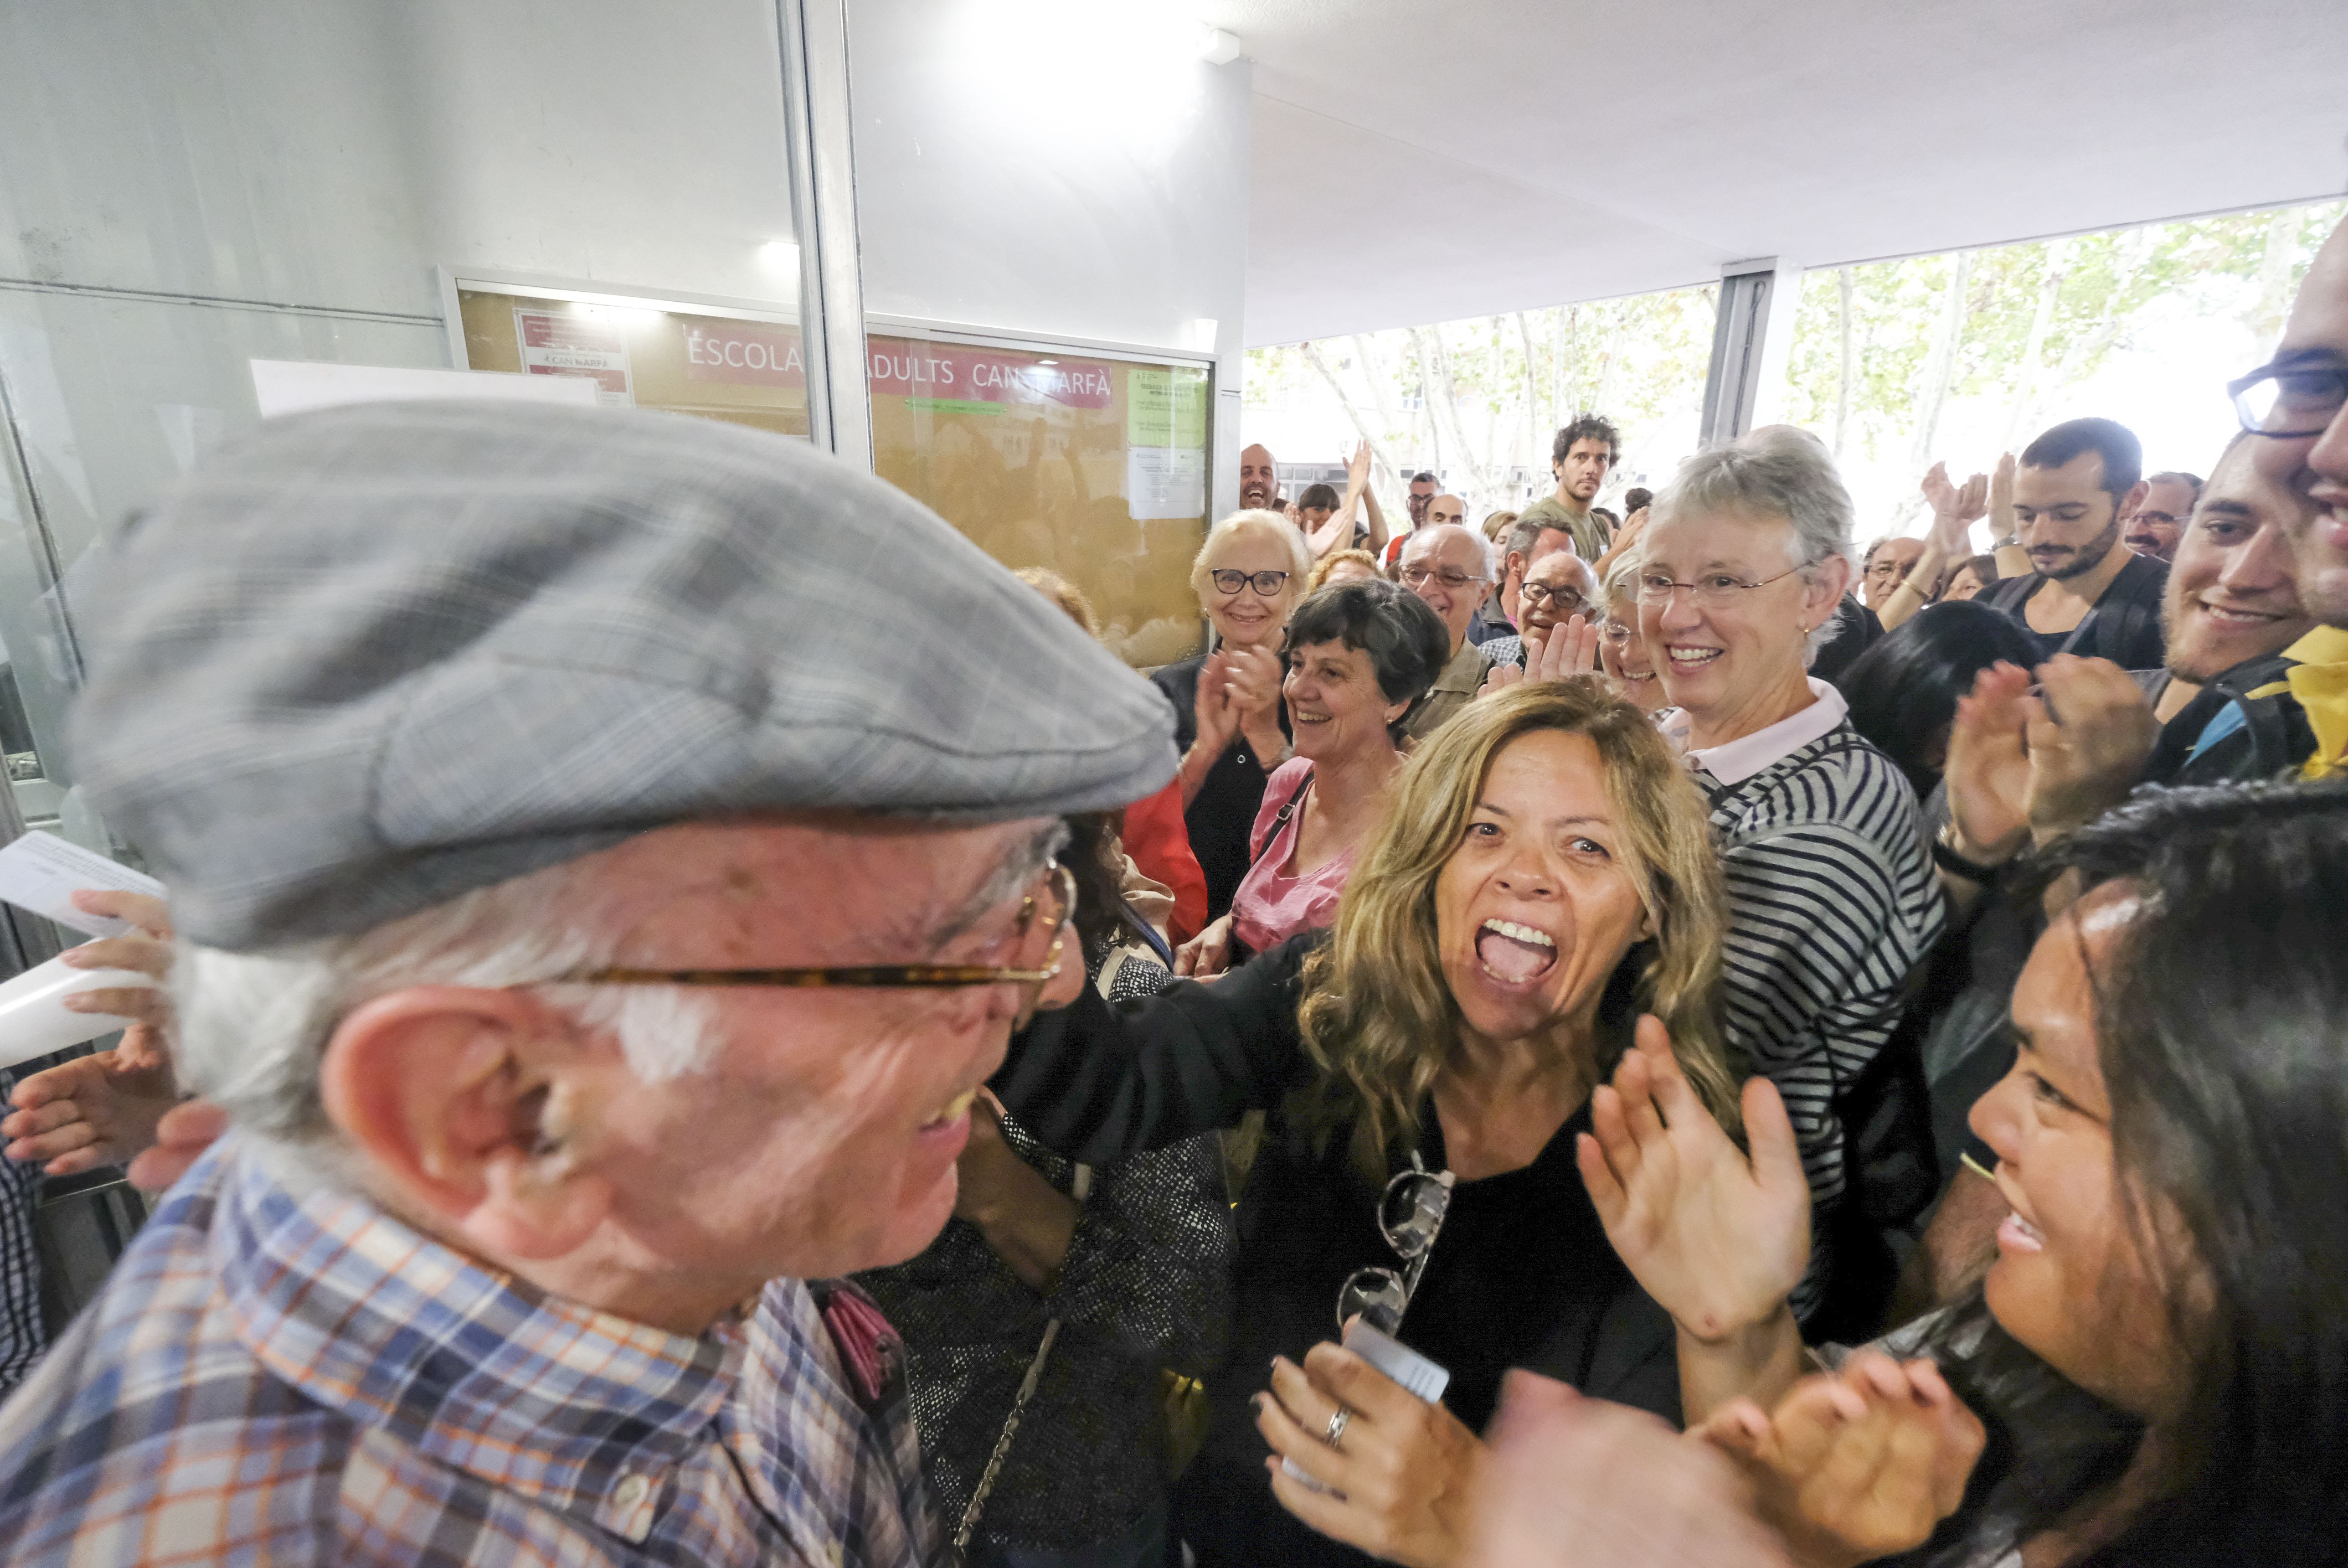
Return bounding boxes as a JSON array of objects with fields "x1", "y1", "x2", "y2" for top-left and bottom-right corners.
[
  {"x1": 172, "y1": 854, "x2": 717, "y2": 1165},
  {"x1": 1190, "y1": 508, "x2": 1314, "y2": 611},
  {"x1": 1403, "y1": 522, "x2": 1497, "y2": 582},
  {"x1": 1655, "y1": 425, "x2": 1856, "y2": 572}
]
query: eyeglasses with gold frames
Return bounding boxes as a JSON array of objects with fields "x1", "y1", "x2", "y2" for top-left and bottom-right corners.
[{"x1": 559, "y1": 863, "x2": 1075, "y2": 991}]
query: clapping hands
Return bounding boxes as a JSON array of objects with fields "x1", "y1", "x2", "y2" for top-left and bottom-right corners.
[
  {"x1": 1696, "y1": 1350, "x2": 1985, "y2": 1567},
  {"x1": 1578, "y1": 1017, "x2": 1810, "y2": 1344}
]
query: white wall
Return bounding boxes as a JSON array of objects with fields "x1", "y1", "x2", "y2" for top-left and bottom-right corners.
[
  {"x1": 845, "y1": 0, "x2": 1253, "y2": 518},
  {"x1": 0, "y1": 0, "x2": 1254, "y2": 785}
]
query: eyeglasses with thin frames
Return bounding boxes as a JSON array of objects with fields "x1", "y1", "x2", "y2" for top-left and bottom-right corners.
[
  {"x1": 1336, "y1": 1156, "x2": 1456, "y2": 1336},
  {"x1": 1399, "y1": 566, "x2": 1486, "y2": 591},
  {"x1": 560, "y1": 863, "x2": 1075, "y2": 993},
  {"x1": 2228, "y1": 359, "x2": 2348, "y2": 441},
  {"x1": 1636, "y1": 565, "x2": 1805, "y2": 610}
]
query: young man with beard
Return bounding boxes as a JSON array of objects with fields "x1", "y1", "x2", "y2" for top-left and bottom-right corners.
[
  {"x1": 1516, "y1": 415, "x2": 1619, "y2": 564},
  {"x1": 1979, "y1": 417, "x2": 2169, "y2": 671},
  {"x1": 2134, "y1": 437, "x2": 2318, "y2": 783}
]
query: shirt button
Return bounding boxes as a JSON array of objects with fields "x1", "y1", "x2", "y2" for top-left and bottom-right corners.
[{"x1": 612, "y1": 1473, "x2": 650, "y2": 1512}]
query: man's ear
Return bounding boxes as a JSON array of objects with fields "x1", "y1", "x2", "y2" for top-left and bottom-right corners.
[
  {"x1": 318, "y1": 987, "x2": 614, "y2": 1262},
  {"x1": 2118, "y1": 479, "x2": 2149, "y2": 521}
]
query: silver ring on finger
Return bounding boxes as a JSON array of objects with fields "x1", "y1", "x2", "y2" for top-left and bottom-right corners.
[{"x1": 1325, "y1": 1407, "x2": 1350, "y2": 1450}]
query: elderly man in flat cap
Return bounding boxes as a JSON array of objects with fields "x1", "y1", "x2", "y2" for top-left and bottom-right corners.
[{"x1": 0, "y1": 403, "x2": 1173, "y2": 1566}]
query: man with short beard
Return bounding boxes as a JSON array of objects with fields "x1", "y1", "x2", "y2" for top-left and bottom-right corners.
[
  {"x1": 1240, "y1": 443, "x2": 1281, "y2": 512},
  {"x1": 1978, "y1": 417, "x2": 2168, "y2": 672}
]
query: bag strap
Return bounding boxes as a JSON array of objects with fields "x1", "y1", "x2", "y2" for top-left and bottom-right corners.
[
  {"x1": 951, "y1": 1161, "x2": 1093, "y2": 1552},
  {"x1": 1249, "y1": 769, "x2": 1314, "y2": 869}
]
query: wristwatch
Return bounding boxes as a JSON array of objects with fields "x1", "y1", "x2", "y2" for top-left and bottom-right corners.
[{"x1": 1933, "y1": 819, "x2": 2008, "y2": 883}]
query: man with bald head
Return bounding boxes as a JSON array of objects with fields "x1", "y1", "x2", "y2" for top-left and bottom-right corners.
[
  {"x1": 1397, "y1": 522, "x2": 1497, "y2": 741},
  {"x1": 2245, "y1": 211, "x2": 2348, "y2": 776},
  {"x1": 1480, "y1": 548, "x2": 1600, "y2": 672},
  {"x1": 0, "y1": 403, "x2": 1172, "y2": 1564},
  {"x1": 1240, "y1": 442, "x2": 1282, "y2": 512}
]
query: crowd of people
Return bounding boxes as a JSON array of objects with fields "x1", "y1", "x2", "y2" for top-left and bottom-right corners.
[{"x1": 0, "y1": 214, "x2": 2339, "y2": 1568}]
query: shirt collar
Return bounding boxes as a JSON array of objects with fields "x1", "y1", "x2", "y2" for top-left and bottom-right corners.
[
  {"x1": 1660, "y1": 678, "x2": 1849, "y2": 785},
  {"x1": 210, "y1": 1137, "x2": 739, "y2": 1535}
]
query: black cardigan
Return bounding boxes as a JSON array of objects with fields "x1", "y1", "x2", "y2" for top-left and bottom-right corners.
[{"x1": 993, "y1": 937, "x2": 1680, "y2": 1568}]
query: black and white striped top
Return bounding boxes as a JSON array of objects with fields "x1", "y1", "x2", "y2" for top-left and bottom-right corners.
[{"x1": 1692, "y1": 723, "x2": 1945, "y2": 1302}]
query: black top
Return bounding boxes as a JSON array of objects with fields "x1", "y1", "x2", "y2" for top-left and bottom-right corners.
[
  {"x1": 1150, "y1": 655, "x2": 1291, "y2": 920},
  {"x1": 1809, "y1": 594, "x2": 1883, "y2": 683},
  {"x1": 1980, "y1": 550, "x2": 2169, "y2": 672},
  {"x1": 994, "y1": 937, "x2": 1679, "y2": 1568}
]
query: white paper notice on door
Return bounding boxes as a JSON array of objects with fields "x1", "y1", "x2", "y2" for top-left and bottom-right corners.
[
  {"x1": 1126, "y1": 447, "x2": 1206, "y2": 520},
  {"x1": 514, "y1": 308, "x2": 635, "y2": 406}
]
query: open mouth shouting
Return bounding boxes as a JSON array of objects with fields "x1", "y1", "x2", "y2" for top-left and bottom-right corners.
[
  {"x1": 919, "y1": 1088, "x2": 977, "y2": 1137},
  {"x1": 1475, "y1": 917, "x2": 1558, "y2": 986}
]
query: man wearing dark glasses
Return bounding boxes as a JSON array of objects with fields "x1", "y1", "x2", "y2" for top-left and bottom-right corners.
[{"x1": 0, "y1": 401, "x2": 1173, "y2": 1566}]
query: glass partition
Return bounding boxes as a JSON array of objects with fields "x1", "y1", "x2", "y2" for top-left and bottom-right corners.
[{"x1": 868, "y1": 323, "x2": 1214, "y2": 668}]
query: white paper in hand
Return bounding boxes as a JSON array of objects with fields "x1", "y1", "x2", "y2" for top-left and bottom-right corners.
[
  {"x1": 1278, "y1": 1325, "x2": 1453, "y2": 1497},
  {"x1": 0, "y1": 831, "x2": 166, "y2": 938}
]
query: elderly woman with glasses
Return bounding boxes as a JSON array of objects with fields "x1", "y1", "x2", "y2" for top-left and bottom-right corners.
[
  {"x1": 997, "y1": 682, "x2": 1749, "y2": 1568},
  {"x1": 1153, "y1": 510, "x2": 1317, "y2": 921},
  {"x1": 1634, "y1": 425, "x2": 1944, "y2": 1329}
]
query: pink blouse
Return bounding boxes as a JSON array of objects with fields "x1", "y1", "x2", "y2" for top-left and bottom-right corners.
[{"x1": 1228, "y1": 759, "x2": 1358, "y2": 957}]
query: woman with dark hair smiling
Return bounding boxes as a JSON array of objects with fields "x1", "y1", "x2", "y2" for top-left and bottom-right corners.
[
  {"x1": 1177, "y1": 580, "x2": 1449, "y2": 976},
  {"x1": 1578, "y1": 779, "x2": 2348, "y2": 1566}
]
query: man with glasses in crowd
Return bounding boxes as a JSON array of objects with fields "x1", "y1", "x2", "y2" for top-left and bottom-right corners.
[
  {"x1": 2242, "y1": 213, "x2": 2348, "y2": 778},
  {"x1": 0, "y1": 401, "x2": 1174, "y2": 1566},
  {"x1": 1480, "y1": 548, "x2": 1600, "y2": 672},
  {"x1": 1397, "y1": 522, "x2": 1499, "y2": 741},
  {"x1": 2122, "y1": 470, "x2": 2203, "y2": 563}
]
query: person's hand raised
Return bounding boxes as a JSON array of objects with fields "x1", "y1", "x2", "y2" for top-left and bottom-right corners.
[
  {"x1": 2022, "y1": 656, "x2": 2158, "y2": 844},
  {"x1": 1943, "y1": 662, "x2": 2036, "y2": 864},
  {"x1": 1697, "y1": 1351, "x2": 1984, "y2": 1567},
  {"x1": 1920, "y1": 463, "x2": 1988, "y2": 559},
  {"x1": 1577, "y1": 1017, "x2": 1810, "y2": 1343},
  {"x1": 1477, "y1": 661, "x2": 1524, "y2": 699},
  {"x1": 1346, "y1": 439, "x2": 1373, "y2": 488},
  {"x1": 1193, "y1": 651, "x2": 1240, "y2": 756},
  {"x1": 1524, "y1": 613, "x2": 1602, "y2": 684},
  {"x1": 1988, "y1": 452, "x2": 2017, "y2": 537},
  {"x1": 1222, "y1": 644, "x2": 1285, "y2": 719}
]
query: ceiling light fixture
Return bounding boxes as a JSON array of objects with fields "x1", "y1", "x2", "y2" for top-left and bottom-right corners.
[{"x1": 1198, "y1": 27, "x2": 1242, "y2": 65}]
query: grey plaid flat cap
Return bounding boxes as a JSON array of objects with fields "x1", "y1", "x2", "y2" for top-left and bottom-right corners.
[{"x1": 68, "y1": 400, "x2": 1176, "y2": 951}]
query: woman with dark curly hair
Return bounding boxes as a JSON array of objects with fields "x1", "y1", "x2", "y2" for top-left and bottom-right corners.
[{"x1": 996, "y1": 680, "x2": 1755, "y2": 1568}]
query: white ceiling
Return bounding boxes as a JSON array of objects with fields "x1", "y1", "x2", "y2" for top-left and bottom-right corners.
[{"x1": 1218, "y1": 0, "x2": 2348, "y2": 346}]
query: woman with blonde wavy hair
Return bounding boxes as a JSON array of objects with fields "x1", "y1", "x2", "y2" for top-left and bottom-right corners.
[{"x1": 996, "y1": 680, "x2": 1788, "y2": 1568}]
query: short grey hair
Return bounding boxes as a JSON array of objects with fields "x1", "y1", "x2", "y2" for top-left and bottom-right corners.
[
  {"x1": 1600, "y1": 548, "x2": 1645, "y2": 602},
  {"x1": 173, "y1": 854, "x2": 717, "y2": 1170},
  {"x1": 1655, "y1": 426, "x2": 1855, "y2": 574}
]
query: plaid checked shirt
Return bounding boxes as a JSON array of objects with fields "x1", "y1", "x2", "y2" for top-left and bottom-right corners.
[{"x1": 0, "y1": 1136, "x2": 941, "y2": 1566}]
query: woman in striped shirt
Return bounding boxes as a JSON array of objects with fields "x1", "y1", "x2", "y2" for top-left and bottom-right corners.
[{"x1": 1635, "y1": 427, "x2": 1945, "y2": 1327}]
